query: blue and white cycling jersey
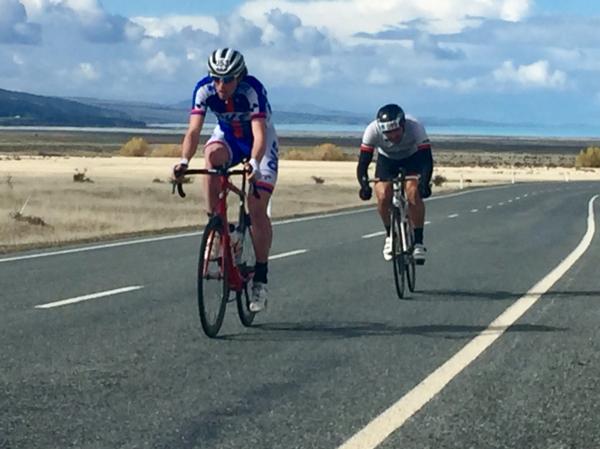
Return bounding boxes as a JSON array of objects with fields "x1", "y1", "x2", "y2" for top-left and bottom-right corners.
[{"x1": 190, "y1": 75, "x2": 279, "y2": 192}]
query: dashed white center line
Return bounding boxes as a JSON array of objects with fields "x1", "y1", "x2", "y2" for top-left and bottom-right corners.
[
  {"x1": 35, "y1": 286, "x2": 143, "y2": 309},
  {"x1": 269, "y1": 249, "x2": 308, "y2": 260},
  {"x1": 515, "y1": 196, "x2": 521, "y2": 200},
  {"x1": 470, "y1": 209, "x2": 479, "y2": 213},
  {"x1": 337, "y1": 194, "x2": 599, "y2": 449},
  {"x1": 524, "y1": 194, "x2": 529, "y2": 197},
  {"x1": 448, "y1": 213, "x2": 459, "y2": 219},
  {"x1": 362, "y1": 231, "x2": 386, "y2": 239},
  {"x1": 424, "y1": 221, "x2": 431, "y2": 225},
  {"x1": 508, "y1": 199, "x2": 513, "y2": 203},
  {"x1": 498, "y1": 202, "x2": 505, "y2": 206},
  {"x1": 486, "y1": 205, "x2": 493, "y2": 209}
]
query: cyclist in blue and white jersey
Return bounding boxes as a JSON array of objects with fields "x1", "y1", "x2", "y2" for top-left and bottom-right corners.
[
  {"x1": 173, "y1": 48, "x2": 279, "y2": 312},
  {"x1": 356, "y1": 104, "x2": 434, "y2": 264}
]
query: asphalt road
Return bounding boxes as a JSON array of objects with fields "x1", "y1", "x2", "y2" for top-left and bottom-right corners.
[{"x1": 2, "y1": 181, "x2": 600, "y2": 449}]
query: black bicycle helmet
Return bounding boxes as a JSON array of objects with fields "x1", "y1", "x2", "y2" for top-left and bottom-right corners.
[{"x1": 376, "y1": 104, "x2": 406, "y2": 132}]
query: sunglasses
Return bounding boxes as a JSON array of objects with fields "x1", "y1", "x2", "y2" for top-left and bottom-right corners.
[{"x1": 211, "y1": 75, "x2": 236, "y2": 84}]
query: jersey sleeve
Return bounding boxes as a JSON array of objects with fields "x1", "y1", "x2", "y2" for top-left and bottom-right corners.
[
  {"x1": 360, "y1": 122, "x2": 377, "y2": 154},
  {"x1": 414, "y1": 121, "x2": 431, "y2": 151},
  {"x1": 190, "y1": 80, "x2": 210, "y2": 116},
  {"x1": 246, "y1": 82, "x2": 268, "y2": 120}
]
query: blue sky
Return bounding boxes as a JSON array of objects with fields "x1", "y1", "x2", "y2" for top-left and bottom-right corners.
[{"x1": 2, "y1": 0, "x2": 600, "y2": 128}]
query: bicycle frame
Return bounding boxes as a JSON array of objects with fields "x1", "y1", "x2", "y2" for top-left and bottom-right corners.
[
  {"x1": 392, "y1": 177, "x2": 412, "y2": 255},
  {"x1": 374, "y1": 171, "x2": 420, "y2": 254},
  {"x1": 175, "y1": 167, "x2": 252, "y2": 292}
]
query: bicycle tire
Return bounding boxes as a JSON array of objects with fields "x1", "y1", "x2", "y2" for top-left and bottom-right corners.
[
  {"x1": 391, "y1": 207, "x2": 405, "y2": 299},
  {"x1": 197, "y1": 217, "x2": 229, "y2": 338},
  {"x1": 236, "y1": 284, "x2": 255, "y2": 327},
  {"x1": 405, "y1": 220, "x2": 417, "y2": 293},
  {"x1": 236, "y1": 214, "x2": 256, "y2": 326}
]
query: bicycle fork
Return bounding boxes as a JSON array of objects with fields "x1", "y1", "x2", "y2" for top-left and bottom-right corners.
[{"x1": 393, "y1": 188, "x2": 410, "y2": 255}]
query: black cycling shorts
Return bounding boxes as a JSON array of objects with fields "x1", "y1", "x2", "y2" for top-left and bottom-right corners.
[{"x1": 375, "y1": 149, "x2": 432, "y2": 181}]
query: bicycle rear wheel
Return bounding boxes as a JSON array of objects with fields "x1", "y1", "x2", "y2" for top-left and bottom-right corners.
[
  {"x1": 236, "y1": 213, "x2": 256, "y2": 327},
  {"x1": 198, "y1": 217, "x2": 229, "y2": 338},
  {"x1": 391, "y1": 207, "x2": 405, "y2": 299},
  {"x1": 405, "y1": 221, "x2": 416, "y2": 293}
]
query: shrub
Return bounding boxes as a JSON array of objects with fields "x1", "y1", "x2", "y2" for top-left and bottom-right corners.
[
  {"x1": 575, "y1": 146, "x2": 600, "y2": 168},
  {"x1": 151, "y1": 144, "x2": 181, "y2": 157},
  {"x1": 432, "y1": 174, "x2": 447, "y2": 187},
  {"x1": 73, "y1": 168, "x2": 93, "y2": 183},
  {"x1": 284, "y1": 143, "x2": 354, "y2": 161},
  {"x1": 120, "y1": 137, "x2": 150, "y2": 157}
]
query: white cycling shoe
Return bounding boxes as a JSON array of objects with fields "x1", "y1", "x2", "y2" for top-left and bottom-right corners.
[
  {"x1": 413, "y1": 243, "x2": 427, "y2": 265},
  {"x1": 382, "y1": 236, "x2": 393, "y2": 261},
  {"x1": 249, "y1": 282, "x2": 268, "y2": 312}
]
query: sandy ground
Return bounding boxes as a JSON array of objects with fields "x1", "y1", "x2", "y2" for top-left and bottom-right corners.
[{"x1": 1, "y1": 156, "x2": 599, "y2": 252}]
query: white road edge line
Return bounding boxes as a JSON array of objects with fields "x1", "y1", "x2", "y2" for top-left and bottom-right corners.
[
  {"x1": 269, "y1": 249, "x2": 308, "y2": 260},
  {"x1": 35, "y1": 286, "x2": 144, "y2": 309},
  {"x1": 337, "y1": 194, "x2": 598, "y2": 449},
  {"x1": 362, "y1": 231, "x2": 386, "y2": 239},
  {"x1": 0, "y1": 184, "x2": 525, "y2": 264}
]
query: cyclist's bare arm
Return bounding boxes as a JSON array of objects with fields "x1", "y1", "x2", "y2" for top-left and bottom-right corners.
[
  {"x1": 250, "y1": 118, "x2": 267, "y2": 161},
  {"x1": 247, "y1": 118, "x2": 267, "y2": 181},
  {"x1": 181, "y1": 113, "x2": 205, "y2": 162}
]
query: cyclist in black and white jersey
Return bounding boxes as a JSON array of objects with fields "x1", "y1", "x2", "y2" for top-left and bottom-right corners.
[
  {"x1": 172, "y1": 48, "x2": 278, "y2": 312},
  {"x1": 356, "y1": 104, "x2": 434, "y2": 263}
]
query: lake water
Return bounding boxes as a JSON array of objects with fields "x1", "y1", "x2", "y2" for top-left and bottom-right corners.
[{"x1": 2, "y1": 123, "x2": 600, "y2": 139}]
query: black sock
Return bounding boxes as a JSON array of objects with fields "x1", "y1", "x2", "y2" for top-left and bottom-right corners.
[
  {"x1": 385, "y1": 225, "x2": 391, "y2": 236},
  {"x1": 254, "y1": 262, "x2": 268, "y2": 284},
  {"x1": 414, "y1": 228, "x2": 424, "y2": 244}
]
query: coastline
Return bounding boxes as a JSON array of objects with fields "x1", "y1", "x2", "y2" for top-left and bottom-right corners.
[{"x1": 1, "y1": 126, "x2": 599, "y2": 156}]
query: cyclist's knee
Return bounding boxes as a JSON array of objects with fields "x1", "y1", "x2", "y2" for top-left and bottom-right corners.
[
  {"x1": 374, "y1": 182, "x2": 392, "y2": 201},
  {"x1": 204, "y1": 144, "x2": 230, "y2": 168}
]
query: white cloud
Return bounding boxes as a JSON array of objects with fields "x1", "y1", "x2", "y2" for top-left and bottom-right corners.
[
  {"x1": 493, "y1": 60, "x2": 567, "y2": 88},
  {"x1": 12, "y1": 53, "x2": 24, "y2": 64},
  {"x1": 456, "y1": 77, "x2": 478, "y2": 92},
  {"x1": 422, "y1": 77, "x2": 451, "y2": 88},
  {"x1": 145, "y1": 51, "x2": 179, "y2": 76},
  {"x1": 132, "y1": 15, "x2": 218, "y2": 37},
  {"x1": 0, "y1": 0, "x2": 41, "y2": 43},
  {"x1": 500, "y1": 0, "x2": 530, "y2": 21},
  {"x1": 239, "y1": 0, "x2": 533, "y2": 40},
  {"x1": 367, "y1": 68, "x2": 392, "y2": 85},
  {"x1": 77, "y1": 62, "x2": 99, "y2": 80}
]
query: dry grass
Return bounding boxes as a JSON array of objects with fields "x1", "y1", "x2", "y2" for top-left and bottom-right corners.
[
  {"x1": 282, "y1": 143, "x2": 355, "y2": 161},
  {"x1": 576, "y1": 146, "x2": 600, "y2": 168},
  {"x1": 119, "y1": 137, "x2": 150, "y2": 157},
  {"x1": 150, "y1": 144, "x2": 181, "y2": 158},
  {"x1": 1, "y1": 155, "x2": 599, "y2": 253}
]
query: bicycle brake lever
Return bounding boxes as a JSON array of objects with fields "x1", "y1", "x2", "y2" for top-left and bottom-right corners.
[{"x1": 171, "y1": 181, "x2": 186, "y2": 198}]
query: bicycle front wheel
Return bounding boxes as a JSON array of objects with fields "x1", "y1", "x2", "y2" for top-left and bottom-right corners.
[
  {"x1": 198, "y1": 217, "x2": 229, "y2": 338},
  {"x1": 405, "y1": 220, "x2": 416, "y2": 293},
  {"x1": 391, "y1": 207, "x2": 405, "y2": 299}
]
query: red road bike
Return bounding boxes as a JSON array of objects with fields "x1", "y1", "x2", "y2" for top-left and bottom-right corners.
[{"x1": 173, "y1": 166, "x2": 257, "y2": 338}]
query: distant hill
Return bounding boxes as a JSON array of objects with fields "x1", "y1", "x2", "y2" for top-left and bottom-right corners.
[
  {"x1": 1, "y1": 87, "x2": 540, "y2": 130},
  {"x1": 0, "y1": 88, "x2": 145, "y2": 127},
  {"x1": 72, "y1": 97, "x2": 188, "y2": 125}
]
